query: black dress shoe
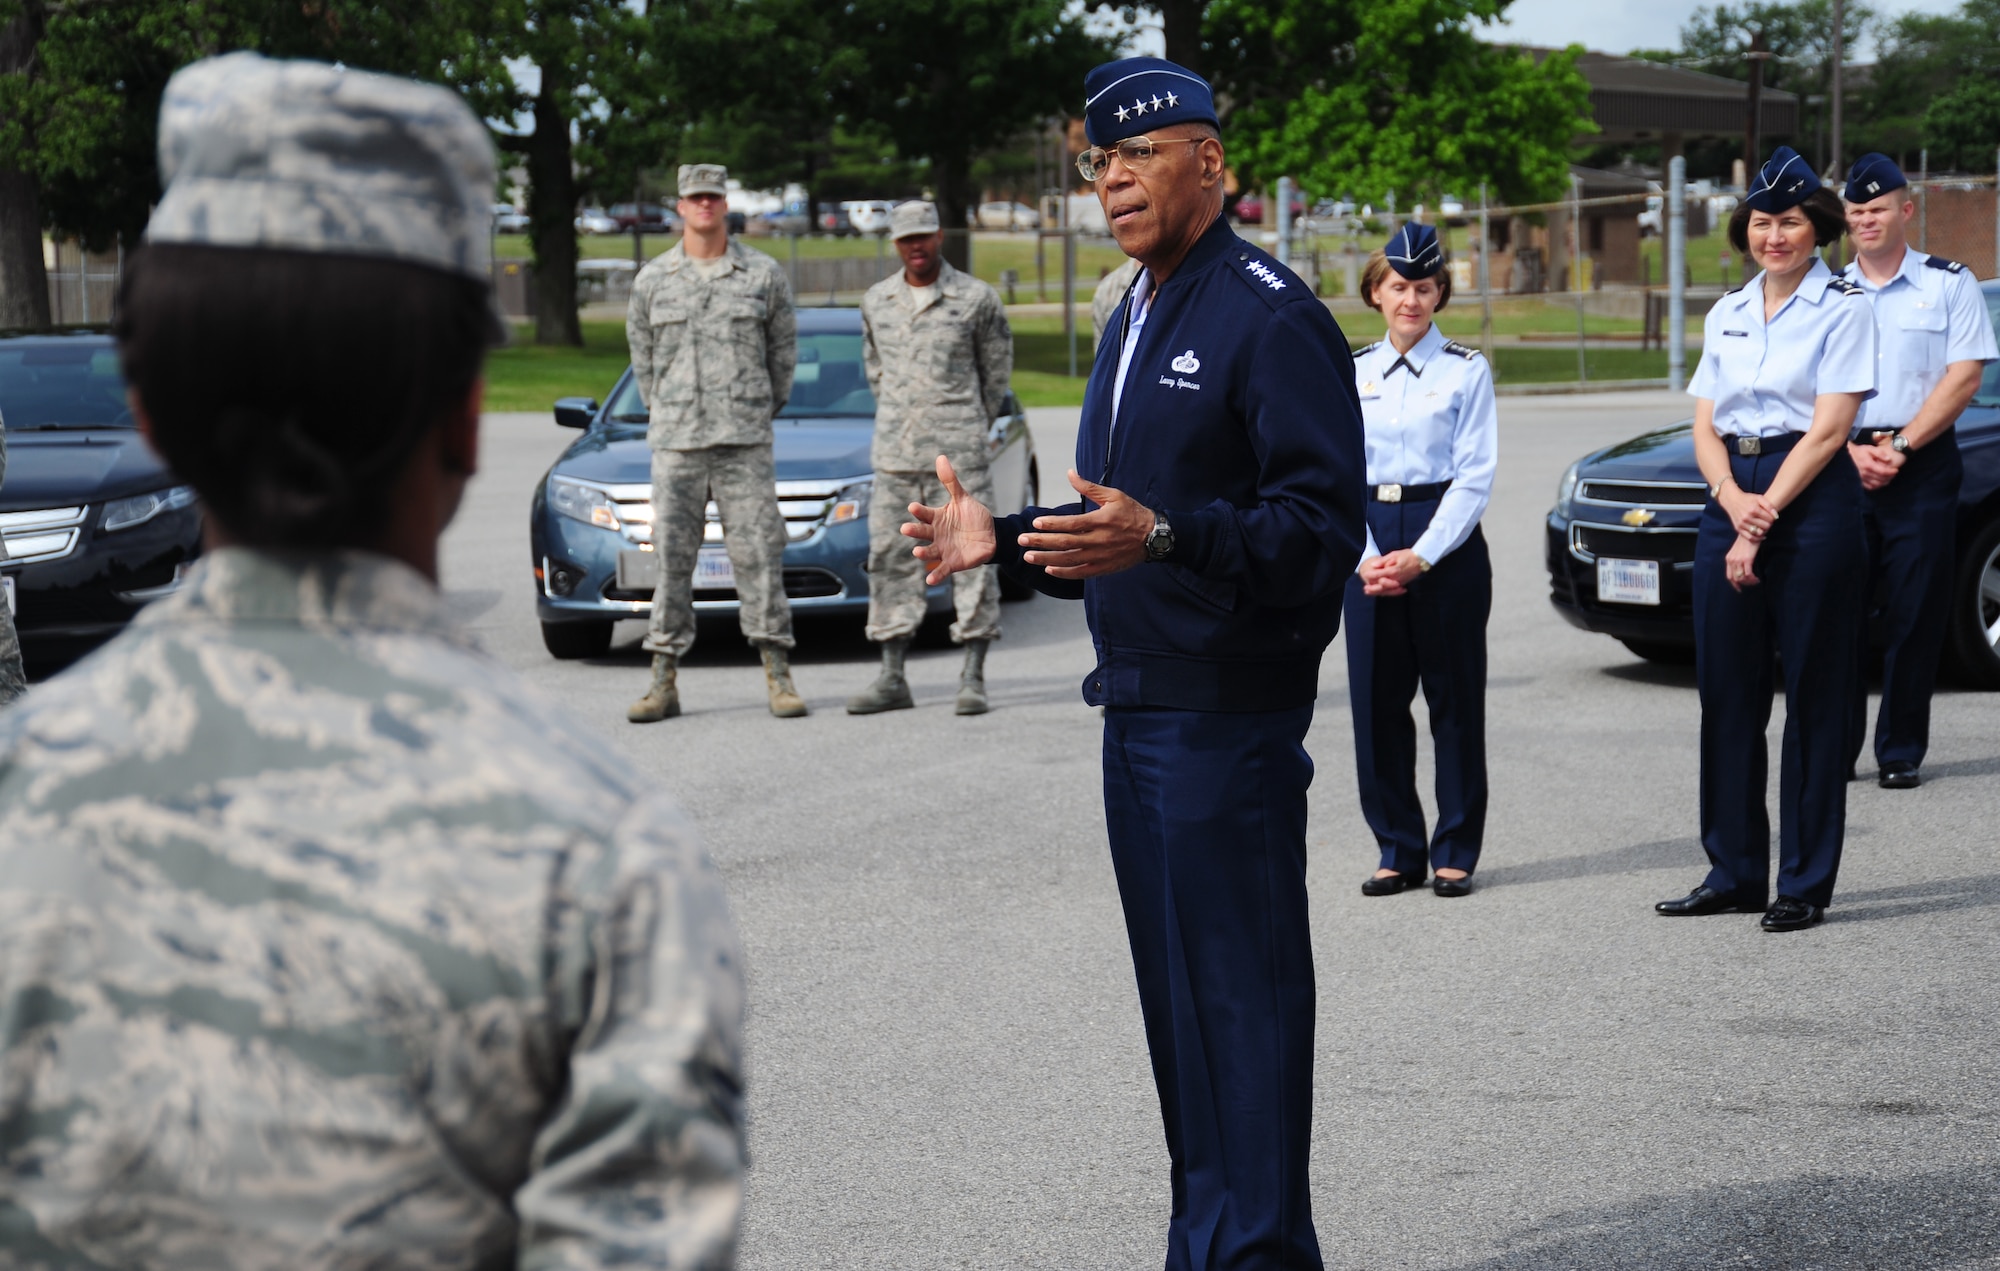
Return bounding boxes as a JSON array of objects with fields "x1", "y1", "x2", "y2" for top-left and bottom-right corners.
[
  {"x1": 1879, "y1": 761, "x2": 1921, "y2": 789},
  {"x1": 1761, "y1": 896, "x2": 1825, "y2": 931},
  {"x1": 1361, "y1": 873, "x2": 1423, "y2": 896},
  {"x1": 1654, "y1": 885, "x2": 1757, "y2": 916},
  {"x1": 1431, "y1": 874, "x2": 1472, "y2": 898}
]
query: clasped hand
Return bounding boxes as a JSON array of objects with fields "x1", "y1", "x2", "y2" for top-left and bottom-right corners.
[
  {"x1": 902, "y1": 455, "x2": 1154, "y2": 583},
  {"x1": 1719, "y1": 484, "x2": 1779, "y2": 543},
  {"x1": 1849, "y1": 438, "x2": 1906, "y2": 492},
  {"x1": 1358, "y1": 550, "x2": 1425, "y2": 597}
]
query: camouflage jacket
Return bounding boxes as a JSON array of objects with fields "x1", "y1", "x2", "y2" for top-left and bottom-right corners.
[
  {"x1": 860, "y1": 261, "x2": 1013, "y2": 472},
  {"x1": 1091, "y1": 258, "x2": 1143, "y2": 349},
  {"x1": 628, "y1": 238, "x2": 797, "y2": 451},
  {"x1": 0, "y1": 549, "x2": 746, "y2": 1270}
]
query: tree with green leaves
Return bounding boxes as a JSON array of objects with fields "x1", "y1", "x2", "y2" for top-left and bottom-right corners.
[{"x1": 1202, "y1": 0, "x2": 1592, "y2": 206}]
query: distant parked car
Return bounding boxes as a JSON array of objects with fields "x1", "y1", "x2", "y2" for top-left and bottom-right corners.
[
  {"x1": 607, "y1": 202, "x2": 679, "y2": 234},
  {"x1": 0, "y1": 332, "x2": 204, "y2": 661},
  {"x1": 574, "y1": 206, "x2": 619, "y2": 235},
  {"x1": 845, "y1": 200, "x2": 896, "y2": 234},
  {"x1": 818, "y1": 205, "x2": 855, "y2": 236},
  {"x1": 1230, "y1": 194, "x2": 1303, "y2": 224},
  {"x1": 976, "y1": 201, "x2": 1039, "y2": 230},
  {"x1": 492, "y1": 202, "x2": 530, "y2": 234}
]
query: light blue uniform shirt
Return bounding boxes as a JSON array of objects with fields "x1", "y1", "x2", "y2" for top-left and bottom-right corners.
[
  {"x1": 1353, "y1": 323, "x2": 1498, "y2": 564},
  {"x1": 1843, "y1": 247, "x2": 1998, "y2": 432},
  {"x1": 1689, "y1": 256, "x2": 1877, "y2": 435}
]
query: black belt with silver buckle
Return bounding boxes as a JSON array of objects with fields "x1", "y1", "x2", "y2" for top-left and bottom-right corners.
[
  {"x1": 1372, "y1": 481, "x2": 1452, "y2": 503},
  {"x1": 1732, "y1": 434, "x2": 1801, "y2": 456}
]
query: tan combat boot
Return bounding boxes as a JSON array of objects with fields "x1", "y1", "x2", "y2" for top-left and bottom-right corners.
[
  {"x1": 846, "y1": 638, "x2": 915, "y2": 714},
  {"x1": 955, "y1": 639, "x2": 990, "y2": 715},
  {"x1": 758, "y1": 642, "x2": 809, "y2": 718},
  {"x1": 626, "y1": 653, "x2": 680, "y2": 723}
]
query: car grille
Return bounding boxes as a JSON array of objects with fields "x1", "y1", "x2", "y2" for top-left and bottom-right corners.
[
  {"x1": 604, "y1": 567, "x2": 845, "y2": 604},
  {"x1": 1571, "y1": 521, "x2": 1698, "y2": 566},
  {"x1": 1578, "y1": 479, "x2": 1708, "y2": 507},
  {"x1": 0, "y1": 506, "x2": 87, "y2": 564},
  {"x1": 594, "y1": 478, "x2": 860, "y2": 546}
]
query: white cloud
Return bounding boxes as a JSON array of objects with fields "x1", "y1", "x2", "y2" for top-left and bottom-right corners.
[{"x1": 1490, "y1": 0, "x2": 1968, "y2": 59}]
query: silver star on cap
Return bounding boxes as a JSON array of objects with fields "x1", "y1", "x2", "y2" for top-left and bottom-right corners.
[
  {"x1": 1133, "y1": 97, "x2": 1148, "y2": 115},
  {"x1": 1114, "y1": 103, "x2": 1130, "y2": 123},
  {"x1": 1150, "y1": 94, "x2": 1163, "y2": 111},
  {"x1": 1165, "y1": 91, "x2": 1179, "y2": 107}
]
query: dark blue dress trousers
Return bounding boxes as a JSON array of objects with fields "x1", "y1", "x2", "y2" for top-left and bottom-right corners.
[
  {"x1": 1694, "y1": 437, "x2": 1864, "y2": 908},
  {"x1": 1847, "y1": 431, "x2": 1963, "y2": 771},
  {"x1": 1342, "y1": 496, "x2": 1491, "y2": 880},
  {"x1": 1102, "y1": 704, "x2": 1322, "y2": 1271}
]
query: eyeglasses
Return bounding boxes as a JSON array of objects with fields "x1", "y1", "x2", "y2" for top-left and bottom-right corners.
[{"x1": 1076, "y1": 136, "x2": 1206, "y2": 183}]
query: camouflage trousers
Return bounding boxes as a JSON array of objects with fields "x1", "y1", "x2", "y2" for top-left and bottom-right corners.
[
  {"x1": 645, "y1": 443, "x2": 794, "y2": 657},
  {"x1": 866, "y1": 462, "x2": 1000, "y2": 645},
  {"x1": 0, "y1": 596, "x2": 22, "y2": 707}
]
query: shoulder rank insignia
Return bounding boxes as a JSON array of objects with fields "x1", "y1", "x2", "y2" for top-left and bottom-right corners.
[
  {"x1": 1243, "y1": 257, "x2": 1287, "y2": 291},
  {"x1": 1923, "y1": 255, "x2": 1966, "y2": 274},
  {"x1": 1353, "y1": 341, "x2": 1381, "y2": 358},
  {"x1": 1442, "y1": 340, "x2": 1479, "y2": 359},
  {"x1": 1827, "y1": 276, "x2": 1864, "y2": 296}
]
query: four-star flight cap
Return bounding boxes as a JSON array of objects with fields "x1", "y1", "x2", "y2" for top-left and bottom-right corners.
[
  {"x1": 1083, "y1": 57, "x2": 1219, "y2": 147},
  {"x1": 147, "y1": 53, "x2": 497, "y2": 290},
  {"x1": 1744, "y1": 146, "x2": 1820, "y2": 213},
  {"x1": 1843, "y1": 153, "x2": 1908, "y2": 203},
  {"x1": 1384, "y1": 222, "x2": 1444, "y2": 280},
  {"x1": 678, "y1": 163, "x2": 728, "y2": 198},
  {"x1": 890, "y1": 201, "x2": 941, "y2": 240}
]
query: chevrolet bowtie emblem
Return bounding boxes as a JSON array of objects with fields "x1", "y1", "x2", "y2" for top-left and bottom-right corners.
[{"x1": 1622, "y1": 508, "x2": 1655, "y2": 527}]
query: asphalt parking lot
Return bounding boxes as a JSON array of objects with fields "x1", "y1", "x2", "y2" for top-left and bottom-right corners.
[{"x1": 443, "y1": 391, "x2": 2000, "y2": 1270}]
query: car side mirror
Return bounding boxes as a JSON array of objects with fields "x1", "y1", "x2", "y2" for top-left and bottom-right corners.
[
  {"x1": 1002, "y1": 391, "x2": 1023, "y2": 418},
  {"x1": 553, "y1": 397, "x2": 599, "y2": 429}
]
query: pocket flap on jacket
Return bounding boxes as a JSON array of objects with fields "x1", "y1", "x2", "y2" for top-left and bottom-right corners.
[{"x1": 1165, "y1": 564, "x2": 1237, "y2": 613}]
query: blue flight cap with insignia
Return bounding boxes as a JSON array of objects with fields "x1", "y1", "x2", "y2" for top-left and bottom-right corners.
[
  {"x1": 1843, "y1": 153, "x2": 1908, "y2": 203},
  {"x1": 1083, "y1": 57, "x2": 1218, "y2": 146},
  {"x1": 1384, "y1": 222, "x2": 1444, "y2": 280},
  {"x1": 1744, "y1": 146, "x2": 1820, "y2": 213}
]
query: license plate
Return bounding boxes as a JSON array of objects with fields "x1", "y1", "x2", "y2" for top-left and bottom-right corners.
[
  {"x1": 1, "y1": 576, "x2": 12, "y2": 616},
  {"x1": 695, "y1": 547, "x2": 735, "y2": 590},
  {"x1": 1597, "y1": 557, "x2": 1661, "y2": 606}
]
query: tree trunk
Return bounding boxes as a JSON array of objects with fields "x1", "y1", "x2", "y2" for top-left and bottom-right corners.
[
  {"x1": 1160, "y1": 0, "x2": 1203, "y2": 75},
  {"x1": 935, "y1": 146, "x2": 973, "y2": 273},
  {"x1": 0, "y1": 1, "x2": 50, "y2": 329},
  {"x1": 528, "y1": 60, "x2": 582, "y2": 347}
]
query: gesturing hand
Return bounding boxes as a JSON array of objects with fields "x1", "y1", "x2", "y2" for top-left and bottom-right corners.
[
  {"x1": 903, "y1": 454, "x2": 996, "y2": 585},
  {"x1": 1014, "y1": 469, "x2": 1156, "y2": 580}
]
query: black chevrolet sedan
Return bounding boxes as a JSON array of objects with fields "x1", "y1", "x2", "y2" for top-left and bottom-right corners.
[
  {"x1": 1547, "y1": 278, "x2": 2000, "y2": 688},
  {"x1": 0, "y1": 332, "x2": 202, "y2": 658}
]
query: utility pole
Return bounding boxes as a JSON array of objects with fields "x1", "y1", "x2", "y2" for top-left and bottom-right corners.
[
  {"x1": 1744, "y1": 30, "x2": 1773, "y2": 173},
  {"x1": 1830, "y1": 0, "x2": 1846, "y2": 180}
]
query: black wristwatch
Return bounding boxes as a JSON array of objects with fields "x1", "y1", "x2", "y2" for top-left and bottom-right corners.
[{"x1": 1143, "y1": 510, "x2": 1176, "y2": 562}]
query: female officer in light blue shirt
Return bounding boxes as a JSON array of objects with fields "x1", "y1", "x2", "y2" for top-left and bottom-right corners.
[
  {"x1": 1346, "y1": 222, "x2": 1499, "y2": 899},
  {"x1": 1656, "y1": 147, "x2": 1875, "y2": 932}
]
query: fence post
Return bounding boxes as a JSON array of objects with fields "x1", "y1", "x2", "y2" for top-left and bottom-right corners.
[
  {"x1": 1276, "y1": 176, "x2": 1293, "y2": 266},
  {"x1": 1994, "y1": 148, "x2": 1999, "y2": 279},
  {"x1": 79, "y1": 240, "x2": 92, "y2": 325},
  {"x1": 1668, "y1": 155, "x2": 1687, "y2": 393},
  {"x1": 1571, "y1": 174, "x2": 1587, "y2": 383},
  {"x1": 1477, "y1": 184, "x2": 1493, "y2": 356},
  {"x1": 1919, "y1": 149, "x2": 1928, "y2": 252},
  {"x1": 1064, "y1": 227, "x2": 1076, "y2": 379}
]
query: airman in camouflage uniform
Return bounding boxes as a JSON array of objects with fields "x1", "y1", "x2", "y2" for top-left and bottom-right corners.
[
  {"x1": 0, "y1": 410, "x2": 24, "y2": 707},
  {"x1": 1091, "y1": 257, "x2": 1143, "y2": 347},
  {"x1": 626, "y1": 163, "x2": 804, "y2": 723},
  {"x1": 848, "y1": 201, "x2": 1014, "y2": 716},
  {"x1": 0, "y1": 54, "x2": 746, "y2": 1269}
]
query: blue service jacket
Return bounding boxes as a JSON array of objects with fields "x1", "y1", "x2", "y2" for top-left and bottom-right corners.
[{"x1": 994, "y1": 215, "x2": 1367, "y2": 711}]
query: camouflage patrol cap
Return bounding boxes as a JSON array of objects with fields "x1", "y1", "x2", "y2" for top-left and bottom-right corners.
[
  {"x1": 146, "y1": 53, "x2": 497, "y2": 285},
  {"x1": 679, "y1": 164, "x2": 728, "y2": 198},
  {"x1": 891, "y1": 200, "x2": 941, "y2": 240}
]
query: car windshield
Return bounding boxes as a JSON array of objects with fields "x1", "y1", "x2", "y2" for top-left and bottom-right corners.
[
  {"x1": 604, "y1": 330, "x2": 876, "y2": 421},
  {"x1": 0, "y1": 343, "x2": 132, "y2": 429},
  {"x1": 1981, "y1": 293, "x2": 2000, "y2": 407}
]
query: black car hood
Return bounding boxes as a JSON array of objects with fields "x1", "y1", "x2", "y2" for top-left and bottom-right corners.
[
  {"x1": 1581, "y1": 422, "x2": 1697, "y2": 477},
  {"x1": 552, "y1": 418, "x2": 876, "y2": 485},
  {"x1": 0, "y1": 428, "x2": 176, "y2": 510}
]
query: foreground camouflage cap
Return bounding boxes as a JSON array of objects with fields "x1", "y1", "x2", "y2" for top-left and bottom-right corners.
[
  {"x1": 146, "y1": 53, "x2": 497, "y2": 284},
  {"x1": 679, "y1": 164, "x2": 728, "y2": 198},
  {"x1": 891, "y1": 200, "x2": 941, "y2": 240}
]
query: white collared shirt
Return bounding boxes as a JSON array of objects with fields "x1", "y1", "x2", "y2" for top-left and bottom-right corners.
[
  {"x1": 1110, "y1": 269, "x2": 1155, "y2": 433},
  {"x1": 1353, "y1": 323, "x2": 1499, "y2": 564},
  {"x1": 1844, "y1": 247, "x2": 1998, "y2": 431},
  {"x1": 1689, "y1": 257, "x2": 1877, "y2": 436}
]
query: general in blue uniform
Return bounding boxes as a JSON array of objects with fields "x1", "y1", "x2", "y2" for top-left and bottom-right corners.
[
  {"x1": 1839, "y1": 153, "x2": 2000, "y2": 788},
  {"x1": 1658, "y1": 148, "x2": 1875, "y2": 932},
  {"x1": 1343, "y1": 223, "x2": 1499, "y2": 898},
  {"x1": 929, "y1": 58, "x2": 1366, "y2": 1271}
]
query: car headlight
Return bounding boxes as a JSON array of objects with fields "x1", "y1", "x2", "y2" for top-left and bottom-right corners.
[
  {"x1": 1554, "y1": 461, "x2": 1581, "y2": 519},
  {"x1": 101, "y1": 485, "x2": 198, "y2": 533},
  {"x1": 826, "y1": 478, "x2": 872, "y2": 526},
  {"x1": 548, "y1": 476, "x2": 621, "y2": 530}
]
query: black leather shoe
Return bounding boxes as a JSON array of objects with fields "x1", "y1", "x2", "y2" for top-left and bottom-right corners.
[
  {"x1": 1361, "y1": 873, "x2": 1423, "y2": 896},
  {"x1": 1431, "y1": 874, "x2": 1472, "y2": 898},
  {"x1": 1879, "y1": 761, "x2": 1921, "y2": 789},
  {"x1": 1654, "y1": 885, "x2": 1757, "y2": 916},
  {"x1": 1760, "y1": 896, "x2": 1825, "y2": 931}
]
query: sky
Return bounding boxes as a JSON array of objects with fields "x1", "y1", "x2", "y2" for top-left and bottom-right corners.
[{"x1": 1489, "y1": 0, "x2": 1966, "y2": 59}]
